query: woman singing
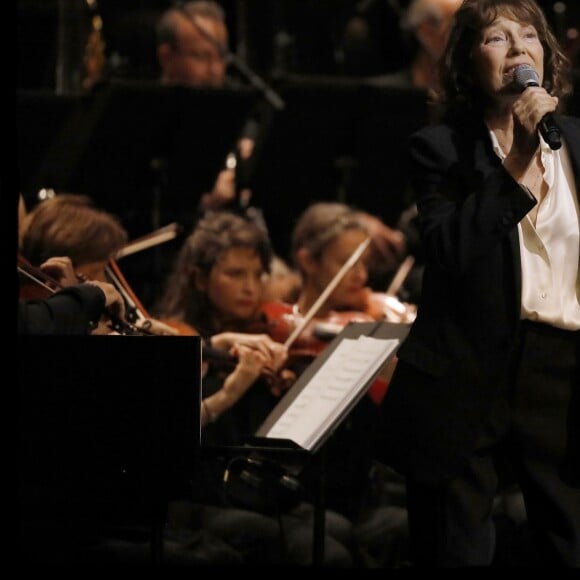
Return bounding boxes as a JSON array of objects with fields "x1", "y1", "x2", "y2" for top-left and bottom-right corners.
[{"x1": 380, "y1": 0, "x2": 579, "y2": 567}]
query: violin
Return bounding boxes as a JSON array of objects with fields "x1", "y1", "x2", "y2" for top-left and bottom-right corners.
[
  {"x1": 367, "y1": 254, "x2": 417, "y2": 323},
  {"x1": 18, "y1": 254, "x2": 63, "y2": 301},
  {"x1": 362, "y1": 290, "x2": 417, "y2": 324},
  {"x1": 244, "y1": 246, "x2": 417, "y2": 401},
  {"x1": 105, "y1": 259, "x2": 185, "y2": 336},
  {"x1": 255, "y1": 300, "x2": 375, "y2": 359},
  {"x1": 246, "y1": 298, "x2": 404, "y2": 402}
]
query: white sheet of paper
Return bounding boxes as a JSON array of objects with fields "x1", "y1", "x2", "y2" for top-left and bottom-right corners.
[{"x1": 265, "y1": 335, "x2": 399, "y2": 449}]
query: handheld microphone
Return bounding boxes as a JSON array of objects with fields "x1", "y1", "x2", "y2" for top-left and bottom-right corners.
[{"x1": 513, "y1": 64, "x2": 562, "y2": 150}]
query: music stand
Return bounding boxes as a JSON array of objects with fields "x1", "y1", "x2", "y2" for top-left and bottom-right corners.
[
  {"x1": 243, "y1": 321, "x2": 411, "y2": 566},
  {"x1": 20, "y1": 80, "x2": 259, "y2": 233}
]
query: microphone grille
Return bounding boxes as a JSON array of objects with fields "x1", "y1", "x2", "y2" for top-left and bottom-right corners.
[{"x1": 513, "y1": 64, "x2": 539, "y2": 88}]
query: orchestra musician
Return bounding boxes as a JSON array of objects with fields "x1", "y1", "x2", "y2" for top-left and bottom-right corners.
[
  {"x1": 19, "y1": 193, "x2": 178, "y2": 336},
  {"x1": 283, "y1": 202, "x2": 416, "y2": 367},
  {"x1": 19, "y1": 194, "x2": 299, "y2": 564},
  {"x1": 156, "y1": 0, "x2": 228, "y2": 89},
  {"x1": 155, "y1": 0, "x2": 260, "y2": 222},
  {"x1": 281, "y1": 202, "x2": 413, "y2": 558},
  {"x1": 18, "y1": 193, "x2": 130, "y2": 336},
  {"x1": 154, "y1": 210, "x2": 357, "y2": 566}
]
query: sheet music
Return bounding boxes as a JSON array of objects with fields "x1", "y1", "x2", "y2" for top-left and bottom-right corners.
[{"x1": 265, "y1": 335, "x2": 399, "y2": 450}]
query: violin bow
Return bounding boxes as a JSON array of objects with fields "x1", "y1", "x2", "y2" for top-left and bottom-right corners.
[
  {"x1": 105, "y1": 259, "x2": 150, "y2": 322},
  {"x1": 115, "y1": 222, "x2": 181, "y2": 260},
  {"x1": 17, "y1": 263, "x2": 58, "y2": 295},
  {"x1": 385, "y1": 254, "x2": 415, "y2": 297},
  {"x1": 283, "y1": 237, "x2": 371, "y2": 349}
]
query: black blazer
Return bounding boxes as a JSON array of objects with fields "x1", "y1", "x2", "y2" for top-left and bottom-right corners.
[{"x1": 378, "y1": 114, "x2": 580, "y2": 485}]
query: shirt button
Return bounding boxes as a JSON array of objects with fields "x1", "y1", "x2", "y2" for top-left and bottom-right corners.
[{"x1": 540, "y1": 291, "x2": 547, "y2": 300}]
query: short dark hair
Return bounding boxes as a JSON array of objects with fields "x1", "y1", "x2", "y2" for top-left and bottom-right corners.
[
  {"x1": 156, "y1": 1, "x2": 226, "y2": 48},
  {"x1": 21, "y1": 194, "x2": 128, "y2": 267}
]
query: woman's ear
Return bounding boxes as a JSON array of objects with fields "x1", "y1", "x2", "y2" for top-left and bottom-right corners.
[{"x1": 295, "y1": 248, "x2": 316, "y2": 276}]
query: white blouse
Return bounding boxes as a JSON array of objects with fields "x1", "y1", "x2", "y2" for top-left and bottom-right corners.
[{"x1": 489, "y1": 131, "x2": 580, "y2": 331}]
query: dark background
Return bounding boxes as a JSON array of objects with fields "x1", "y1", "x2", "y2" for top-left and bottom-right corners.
[{"x1": 16, "y1": 0, "x2": 580, "y2": 89}]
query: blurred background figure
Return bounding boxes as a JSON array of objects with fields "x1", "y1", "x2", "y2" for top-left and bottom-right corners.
[
  {"x1": 156, "y1": 1, "x2": 228, "y2": 88},
  {"x1": 19, "y1": 193, "x2": 179, "y2": 335},
  {"x1": 20, "y1": 193, "x2": 128, "y2": 283},
  {"x1": 17, "y1": 1, "x2": 580, "y2": 91},
  {"x1": 400, "y1": 0, "x2": 463, "y2": 92},
  {"x1": 155, "y1": 1, "x2": 275, "y2": 234}
]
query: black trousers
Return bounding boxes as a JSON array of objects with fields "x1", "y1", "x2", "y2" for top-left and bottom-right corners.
[{"x1": 406, "y1": 321, "x2": 580, "y2": 567}]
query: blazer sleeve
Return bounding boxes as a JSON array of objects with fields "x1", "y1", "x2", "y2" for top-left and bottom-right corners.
[{"x1": 407, "y1": 126, "x2": 537, "y2": 276}]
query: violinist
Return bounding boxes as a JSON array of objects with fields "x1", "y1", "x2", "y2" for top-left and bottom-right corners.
[
  {"x1": 154, "y1": 211, "x2": 356, "y2": 566},
  {"x1": 284, "y1": 201, "x2": 412, "y2": 551},
  {"x1": 18, "y1": 193, "x2": 122, "y2": 335},
  {"x1": 20, "y1": 193, "x2": 177, "y2": 336},
  {"x1": 153, "y1": 210, "x2": 289, "y2": 384},
  {"x1": 286, "y1": 202, "x2": 415, "y2": 360},
  {"x1": 291, "y1": 202, "x2": 377, "y2": 323}
]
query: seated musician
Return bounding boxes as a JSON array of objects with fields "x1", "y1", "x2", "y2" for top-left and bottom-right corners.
[
  {"x1": 20, "y1": 194, "x2": 290, "y2": 564},
  {"x1": 18, "y1": 194, "x2": 130, "y2": 335},
  {"x1": 156, "y1": 1, "x2": 262, "y2": 226},
  {"x1": 154, "y1": 211, "x2": 356, "y2": 566},
  {"x1": 284, "y1": 201, "x2": 412, "y2": 562},
  {"x1": 19, "y1": 193, "x2": 177, "y2": 336},
  {"x1": 283, "y1": 202, "x2": 415, "y2": 368}
]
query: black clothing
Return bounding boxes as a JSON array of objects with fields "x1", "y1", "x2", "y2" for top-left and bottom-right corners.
[
  {"x1": 18, "y1": 284, "x2": 105, "y2": 335},
  {"x1": 379, "y1": 115, "x2": 580, "y2": 566}
]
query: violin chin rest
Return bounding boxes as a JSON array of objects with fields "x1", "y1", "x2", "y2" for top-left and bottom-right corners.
[{"x1": 312, "y1": 321, "x2": 343, "y2": 341}]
